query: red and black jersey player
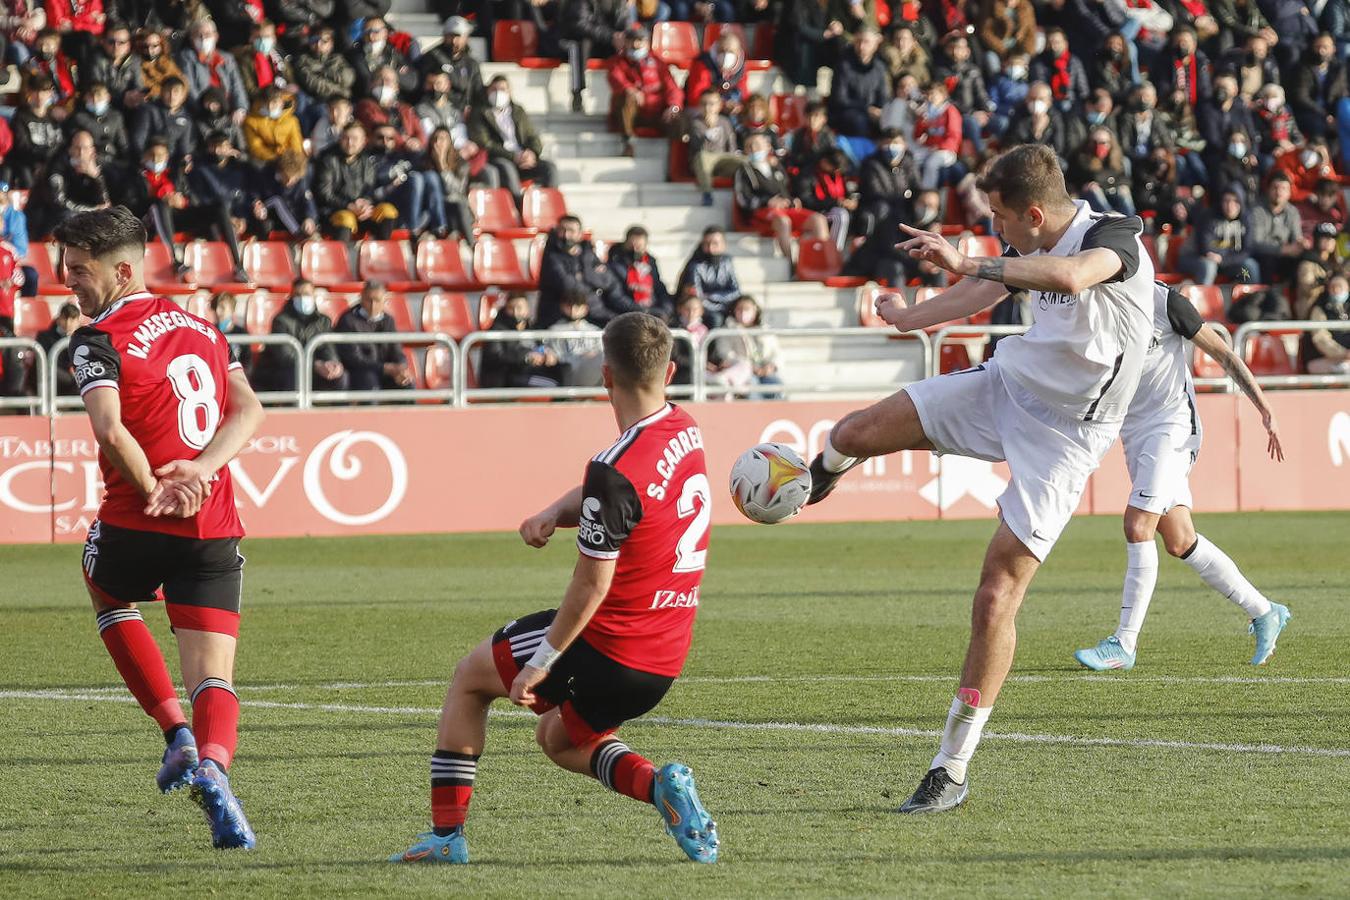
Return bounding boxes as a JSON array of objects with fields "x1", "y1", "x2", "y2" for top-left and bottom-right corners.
[
  {"x1": 391, "y1": 312, "x2": 720, "y2": 866},
  {"x1": 57, "y1": 206, "x2": 266, "y2": 851}
]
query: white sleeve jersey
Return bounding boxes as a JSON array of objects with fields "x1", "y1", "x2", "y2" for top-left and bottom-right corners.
[
  {"x1": 990, "y1": 201, "x2": 1155, "y2": 424},
  {"x1": 1120, "y1": 281, "x2": 1208, "y2": 448}
]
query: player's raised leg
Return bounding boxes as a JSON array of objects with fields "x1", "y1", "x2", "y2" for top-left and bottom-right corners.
[
  {"x1": 901, "y1": 523, "x2": 1040, "y2": 813},
  {"x1": 1075, "y1": 505, "x2": 1161, "y2": 671},
  {"x1": 1159, "y1": 509, "x2": 1291, "y2": 665},
  {"x1": 391, "y1": 636, "x2": 506, "y2": 864}
]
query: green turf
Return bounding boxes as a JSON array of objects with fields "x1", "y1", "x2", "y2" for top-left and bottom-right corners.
[{"x1": 1, "y1": 513, "x2": 1348, "y2": 898}]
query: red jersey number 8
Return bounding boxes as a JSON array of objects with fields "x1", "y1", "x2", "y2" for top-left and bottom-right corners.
[{"x1": 166, "y1": 353, "x2": 221, "y2": 451}]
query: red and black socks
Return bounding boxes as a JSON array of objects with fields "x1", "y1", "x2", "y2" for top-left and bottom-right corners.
[
  {"x1": 96, "y1": 607, "x2": 186, "y2": 735},
  {"x1": 191, "y1": 677, "x2": 239, "y2": 770},
  {"x1": 431, "y1": 750, "x2": 479, "y2": 836},
  {"x1": 591, "y1": 741, "x2": 656, "y2": 804}
]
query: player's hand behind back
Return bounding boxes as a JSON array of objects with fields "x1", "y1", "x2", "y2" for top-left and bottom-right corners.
[{"x1": 519, "y1": 509, "x2": 558, "y2": 548}]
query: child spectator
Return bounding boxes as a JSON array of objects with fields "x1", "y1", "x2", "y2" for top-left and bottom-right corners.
[{"x1": 686, "y1": 91, "x2": 742, "y2": 206}]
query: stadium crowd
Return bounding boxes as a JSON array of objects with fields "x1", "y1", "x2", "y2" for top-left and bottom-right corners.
[{"x1": 2, "y1": 0, "x2": 1350, "y2": 401}]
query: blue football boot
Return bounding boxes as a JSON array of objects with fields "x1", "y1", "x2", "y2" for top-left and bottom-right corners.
[
  {"x1": 388, "y1": 828, "x2": 470, "y2": 864},
  {"x1": 190, "y1": 760, "x2": 257, "y2": 850},
  {"x1": 1249, "y1": 603, "x2": 1291, "y2": 665},
  {"x1": 1074, "y1": 635, "x2": 1137, "y2": 671},
  {"x1": 156, "y1": 727, "x2": 198, "y2": 793},
  {"x1": 653, "y1": 763, "x2": 719, "y2": 863}
]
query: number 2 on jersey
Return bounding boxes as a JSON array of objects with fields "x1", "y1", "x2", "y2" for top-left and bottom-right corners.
[
  {"x1": 165, "y1": 353, "x2": 221, "y2": 450},
  {"x1": 673, "y1": 473, "x2": 711, "y2": 573}
]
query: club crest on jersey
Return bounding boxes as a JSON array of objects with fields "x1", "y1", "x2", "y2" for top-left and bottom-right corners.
[{"x1": 578, "y1": 496, "x2": 606, "y2": 545}]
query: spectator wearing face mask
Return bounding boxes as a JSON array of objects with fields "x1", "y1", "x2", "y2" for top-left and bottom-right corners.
[
  {"x1": 355, "y1": 65, "x2": 425, "y2": 153},
  {"x1": 795, "y1": 149, "x2": 858, "y2": 250},
  {"x1": 347, "y1": 16, "x2": 416, "y2": 100},
  {"x1": 1003, "y1": 82, "x2": 1070, "y2": 163},
  {"x1": 190, "y1": 131, "x2": 263, "y2": 237},
  {"x1": 1157, "y1": 85, "x2": 1209, "y2": 185},
  {"x1": 677, "y1": 226, "x2": 741, "y2": 324},
  {"x1": 195, "y1": 87, "x2": 249, "y2": 158},
  {"x1": 856, "y1": 129, "x2": 918, "y2": 238},
  {"x1": 1031, "y1": 27, "x2": 1090, "y2": 115},
  {"x1": 988, "y1": 52, "x2": 1031, "y2": 139},
  {"x1": 176, "y1": 18, "x2": 249, "y2": 118},
  {"x1": 1089, "y1": 32, "x2": 1137, "y2": 101},
  {"x1": 734, "y1": 132, "x2": 830, "y2": 261},
  {"x1": 607, "y1": 27, "x2": 682, "y2": 157},
  {"x1": 844, "y1": 186, "x2": 944, "y2": 287},
  {"x1": 686, "y1": 90, "x2": 744, "y2": 206},
  {"x1": 1252, "y1": 84, "x2": 1302, "y2": 170},
  {"x1": 1154, "y1": 26, "x2": 1212, "y2": 109},
  {"x1": 235, "y1": 19, "x2": 296, "y2": 105},
  {"x1": 479, "y1": 292, "x2": 565, "y2": 389},
  {"x1": 783, "y1": 100, "x2": 841, "y2": 181},
  {"x1": 934, "y1": 32, "x2": 993, "y2": 155},
  {"x1": 468, "y1": 76, "x2": 558, "y2": 201},
  {"x1": 978, "y1": 0, "x2": 1038, "y2": 75},
  {"x1": 1069, "y1": 126, "x2": 1135, "y2": 217},
  {"x1": 719, "y1": 294, "x2": 783, "y2": 400},
  {"x1": 607, "y1": 225, "x2": 674, "y2": 319},
  {"x1": 26, "y1": 130, "x2": 111, "y2": 239},
  {"x1": 1296, "y1": 222, "x2": 1342, "y2": 311},
  {"x1": 684, "y1": 30, "x2": 748, "y2": 116},
  {"x1": 1197, "y1": 73, "x2": 1256, "y2": 174},
  {"x1": 1302, "y1": 271, "x2": 1350, "y2": 374},
  {"x1": 207, "y1": 291, "x2": 251, "y2": 373},
  {"x1": 418, "y1": 17, "x2": 484, "y2": 114},
  {"x1": 416, "y1": 70, "x2": 467, "y2": 145},
  {"x1": 1071, "y1": 89, "x2": 1119, "y2": 154},
  {"x1": 24, "y1": 30, "x2": 79, "y2": 106},
  {"x1": 66, "y1": 82, "x2": 129, "y2": 165},
  {"x1": 1117, "y1": 82, "x2": 1174, "y2": 170},
  {"x1": 1290, "y1": 32, "x2": 1348, "y2": 140},
  {"x1": 254, "y1": 279, "x2": 348, "y2": 392},
  {"x1": 1225, "y1": 33, "x2": 1280, "y2": 101},
  {"x1": 827, "y1": 29, "x2": 888, "y2": 143},
  {"x1": 244, "y1": 86, "x2": 304, "y2": 164},
  {"x1": 1183, "y1": 184, "x2": 1261, "y2": 285},
  {"x1": 1272, "y1": 140, "x2": 1336, "y2": 204},
  {"x1": 335, "y1": 281, "x2": 414, "y2": 392},
  {"x1": 135, "y1": 28, "x2": 183, "y2": 102}
]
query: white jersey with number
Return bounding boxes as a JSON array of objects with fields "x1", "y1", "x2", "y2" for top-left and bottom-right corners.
[{"x1": 992, "y1": 201, "x2": 1154, "y2": 424}]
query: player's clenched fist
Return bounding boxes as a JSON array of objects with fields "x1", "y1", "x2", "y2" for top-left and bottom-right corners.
[
  {"x1": 519, "y1": 510, "x2": 558, "y2": 548},
  {"x1": 874, "y1": 291, "x2": 911, "y2": 330}
]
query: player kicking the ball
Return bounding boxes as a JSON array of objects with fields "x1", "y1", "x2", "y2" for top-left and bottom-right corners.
[
  {"x1": 59, "y1": 207, "x2": 265, "y2": 849},
  {"x1": 806, "y1": 145, "x2": 1155, "y2": 814},
  {"x1": 390, "y1": 312, "x2": 718, "y2": 865},
  {"x1": 1075, "y1": 282, "x2": 1290, "y2": 671}
]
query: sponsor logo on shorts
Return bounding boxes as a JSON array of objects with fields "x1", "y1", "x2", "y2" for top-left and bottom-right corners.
[{"x1": 578, "y1": 496, "x2": 606, "y2": 546}]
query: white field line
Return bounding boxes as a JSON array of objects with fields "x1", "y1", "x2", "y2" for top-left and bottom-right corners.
[
  {"x1": 3, "y1": 688, "x2": 1348, "y2": 759},
  {"x1": 55, "y1": 673, "x2": 1350, "y2": 693}
]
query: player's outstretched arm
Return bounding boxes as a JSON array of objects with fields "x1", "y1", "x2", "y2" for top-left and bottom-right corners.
[
  {"x1": 898, "y1": 224, "x2": 1127, "y2": 295},
  {"x1": 509, "y1": 555, "x2": 616, "y2": 706},
  {"x1": 875, "y1": 277, "x2": 1008, "y2": 333},
  {"x1": 84, "y1": 387, "x2": 159, "y2": 500},
  {"x1": 519, "y1": 486, "x2": 585, "y2": 547},
  {"x1": 1193, "y1": 325, "x2": 1284, "y2": 461},
  {"x1": 146, "y1": 370, "x2": 265, "y2": 517}
]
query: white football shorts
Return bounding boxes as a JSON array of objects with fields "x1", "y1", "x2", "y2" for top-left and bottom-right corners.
[
  {"x1": 1119, "y1": 416, "x2": 1201, "y2": 515},
  {"x1": 905, "y1": 359, "x2": 1118, "y2": 561}
]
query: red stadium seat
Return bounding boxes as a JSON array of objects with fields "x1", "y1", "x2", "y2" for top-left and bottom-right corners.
[
  {"x1": 956, "y1": 234, "x2": 1002, "y2": 259},
  {"x1": 144, "y1": 241, "x2": 187, "y2": 292},
  {"x1": 13, "y1": 296, "x2": 56, "y2": 338},
  {"x1": 420, "y1": 290, "x2": 476, "y2": 339},
  {"x1": 186, "y1": 241, "x2": 251, "y2": 289},
  {"x1": 423, "y1": 343, "x2": 457, "y2": 390},
  {"x1": 522, "y1": 186, "x2": 568, "y2": 232},
  {"x1": 702, "y1": 23, "x2": 746, "y2": 51},
  {"x1": 385, "y1": 292, "x2": 415, "y2": 332},
  {"x1": 492, "y1": 20, "x2": 560, "y2": 68},
  {"x1": 1180, "y1": 284, "x2": 1226, "y2": 321},
  {"x1": 244, "y1": 291, "x2": 288, "y2": 335},
  {"x1": 470, "y1": 188, "x2": 532, "y2": 237},
  {"x1": 796, "y1": 238, "x2": 865, "y2": 286},
  {"x1": 184, "y1": 291, "x2": 213, "y2": 319},
  {"x1": 245, "y1": 241, "x2": 297, "y2": 288},
  {"x1": 478, "y1": 289, "x2": 508, "y2": 330},
  {"x1": 749, "y1": 22, "x2": 775, "y2": 63},
  {"x1": 939, "y1": 342, "x2": 972, "y2": 374},
  {"x1": 668, "y1": 138, "x2": 732, "y2": 186},
  {"x1": 527, "y1": 232, "x2": 550, "y2": 283},
  {"x1": 856, "y1": 284, "x2": 888, "y2": 327},
  {"x1": 415, "y1": 238, "x2": 477, "y2": 289},
  {"x1": 317, "y1": 291, "x2": 354, "y2": 323},
  {"x1": 1192, "y1": 341, "x2": 1225, "y2": 380},
  {"x1": 358, "y1": 239, "x2": 416, "y2": 285},
  {"x1": 651, "y1": 22, "x2": 700, "y2": 68},
  {"x1": 23, "y1": 244, "x2": 73, "y2": 296},
  {"x1": 300, "y1": 240, "x2": 362, "y2": 291},
  {"x1": 771, "y1": 94, "x2": 807, "y2": 134},
  {"x1": 1243, "y1": 333, "x2": 1295, "y2": 376}
]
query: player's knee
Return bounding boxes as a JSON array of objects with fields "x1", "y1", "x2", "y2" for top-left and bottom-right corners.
[
  {"x1": 831, "y1": 411, "x2": 867, "y2": 454},
  {"x1": 535, "y1": 716, "x2": 570, "y2": 758},
  {"x1": 1162, "y1": 527, "x2": 1196, "y2": 559},
  {"x1": 971, "y1": 584, "x2": 1019, "y2": 630}
]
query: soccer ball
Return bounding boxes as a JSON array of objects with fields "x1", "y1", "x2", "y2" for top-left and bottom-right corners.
[{"x1": 729, "y1": 443, "x2": 812, "y2": 525}]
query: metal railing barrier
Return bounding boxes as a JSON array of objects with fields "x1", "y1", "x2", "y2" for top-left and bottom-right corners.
[
  {"x1": 0, "y1": 336, "x2": 49, "y2": 416},
  {"x1": 305, "y1": 332, "x2": 463, "y2": 407},
  {"x1": 1233, "y1": 321, "x2": 1350, "y2": 390}
]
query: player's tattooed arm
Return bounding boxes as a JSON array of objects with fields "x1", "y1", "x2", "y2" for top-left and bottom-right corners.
[
  {"x1": 1194, "y1": 325, "x2": 1284, "y2": 461},
  {"x1": 974, "y1": 258, "x2": 1006, "y2": 283}
]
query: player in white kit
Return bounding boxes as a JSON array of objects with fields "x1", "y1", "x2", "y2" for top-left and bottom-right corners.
[
  {"x1": 1074, "y1": 281, "x2": 1290, "y2": 672},
  {"x1": 805, "y1": 145, "x2": 1155, "y2": 813}
]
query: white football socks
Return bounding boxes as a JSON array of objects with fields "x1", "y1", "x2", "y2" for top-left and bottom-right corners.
[
  {"x1": 1114, "y1": 540, "x2": 1159, "y2": 655},
  {"x1": 1181, "y1": 535, "x2": 1273, "y2": 618},
  {"x1": 821, "y1": 435, "x2": 857, "y2": 474},
  {"x1": 931, "y1": 693, "x2": 992, "y2": 784}
]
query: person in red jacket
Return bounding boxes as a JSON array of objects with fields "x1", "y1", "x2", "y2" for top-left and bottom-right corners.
[
  {"x1": 45, "y1": 0, "x2": 105, "y2": 67},
  {"x1": 683, "y1": 30, "x2": 748, "y2": 117},
  {"x1": 911, "y1": 81, "x2": 962, "y2": 190},
  {"x1": 1270, "y1": 139, "x2": 1338, "y2": 204},
  {"x1": 607, "y1": 26, "x2": 682, "y2": 157}
]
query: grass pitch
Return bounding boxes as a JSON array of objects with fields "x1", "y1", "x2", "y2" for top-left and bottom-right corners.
[{"x1": 1, "y1": 513, "x2": 1348, "y2": 898}]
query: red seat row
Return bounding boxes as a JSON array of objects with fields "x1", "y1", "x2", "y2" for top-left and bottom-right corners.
[{"x1": 493, "y1": 20, "x2": 774, "y2": 70}]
